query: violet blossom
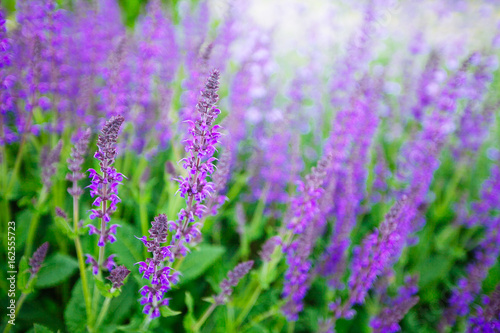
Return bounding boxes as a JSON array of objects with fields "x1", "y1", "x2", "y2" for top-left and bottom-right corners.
[
  {"x1": 86, "y1": 115, "x2": 125, "y2": 274},
  {"x1": 136, "y1": 214, "x2": 179, "y2": 319},
  {"x1": 170, "y1": 69, "x2": 222, "y2": 259}
]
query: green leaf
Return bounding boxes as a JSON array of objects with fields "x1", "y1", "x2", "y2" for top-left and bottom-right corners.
[
  {"x1": 54, "y1": 216, "x2": 74, "y2": 238},
  {"x1": 183, "y1": 292, "x2": 196, "y2": 332},
  {"x1": 95, "y1": 278, "x2": 120, "y2": 298},
  {"x1": 34, "y1": 324, "x2": 54, "y2": 333},
  {"x1": 201, "y1": 297, "x2": 215, "y2": 304},
  {"x1": 160, "y1": 306, "x2": 182, "y2": 318},
  {"x1": 108, "y1": 223, "x2": 143, "y2": 269},
  {"x1": 185, "y1": 292, "x2": 195, "y2": 312},
  {"x1": 17, "y1": 256, "x2": 30, "y2": 292},
  {"x1": 64, "y1": 278, "x2": 88, "y2": 333},
  {"x1": 108, "y1": 279, "x2": 137, "y2": 325},
  {"x1": 178, "y1": 244, "x2": 225, "y2": 284},
  {"x1": 36, "y1": 253, "x2": 78, "y2": 288}
]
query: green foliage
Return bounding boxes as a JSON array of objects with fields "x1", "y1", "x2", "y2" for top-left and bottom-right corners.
[
  {"x1": 33, "y1": 324, "x2": 54, "y2": 333},
  {"x1": 178, "y1": 244, "x2": 225, "y2": 284},
  {"x1": 36, "y1": 253, "x2": 78, "y2": 289},
  {"x1": 64, "y1": 279, "x2": 89, "y2": 333}
]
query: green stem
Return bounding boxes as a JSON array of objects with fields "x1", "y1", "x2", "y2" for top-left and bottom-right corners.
[
  {"x1": 139, "y1": 191, "x2": 148, "y2": 258},
  {"x1": 287, "y1": 321, "x2": 295, "y2": 333},
  {"x1": 24, "y1": 212, "x2": 41, "y2": 259},
  {"x1": 192, "y1": 303, "x2": 217, "y2": 332},
  {"x1": 235, "y1": 283, "x2": 262, "y2": 327},
  {"x1": 436, "y1": 160, "x2": 468, "y2": 218},
  {"x1": 72, "y1": 195, "x2": 92, "y2": 329},
  {"x1": 240, "y1": 307, "x2": 279, "y2": 332},
  {"x1": 24, "y1": 186, "x2": 48, "y2": 258},
  {"x1": 95, "y1": 296, "x2": 112, "y2": 330}
]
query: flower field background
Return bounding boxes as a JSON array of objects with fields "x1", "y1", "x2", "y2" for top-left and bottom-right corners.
[{"x1": 1, "y1": 0, "x2": 500, "y2": 332}]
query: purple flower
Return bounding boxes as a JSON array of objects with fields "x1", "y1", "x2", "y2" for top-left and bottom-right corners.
[
  {"x1": 29, "y1": 242, "x2": 49, "y2": 275},
  {"x1": 341, "y1": 196, "x2": 409, "y2": 317},
  {"x1": 67, "y1": 128, "x2": 91, "y2": 197},
  {"x1": 467, "y1": 284, "x2": 500, "y2": 333},
  {"x1": 281, "y1": 151, "x2": 334, "y2": 321},
  {"x1": 86, "y1": 115, "x2": 125, "y2": 274},
  {"x1": 87, "y1": 115, "x2": 125, "y2": 225},
  {"x1": 170, "y1": 70, "x2": 222, "y2": 259},
  {"x1": 213, "y1": 261, "x2": 254, "y2": 305},
  {"x1": 370, "y1": 276, "x2": 419, "y2": 333},
  {"x1": 206, "y1": 148, "x2": 232, "y2": 216},
  {"x1": 106, "y1": 265, "x2": 130, "y2": 289},
  {"x1": 136, "y1": 214, "x2": 179, "y2": 319},
  {"x1": 440, "y1": 166, "x2": 500, "y2": 330},
  {"x1": 40, "y1": 140, "x2": 62, "y2": 189}
]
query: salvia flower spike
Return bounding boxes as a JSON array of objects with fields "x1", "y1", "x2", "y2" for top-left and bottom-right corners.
[
  {"x1": 67, "y1": 128, "x2": 91, "y2": 197},
  {"x1": 29, "y1": 242, "x2": 49, "y2": 275},
  {"x1": 213, "y1": 260, "x2": 254, "y2": 305},
  {"x1": 86, "y1": 115, "x2": 125, "y2": 274},
  {"x1": 136, "y1": 214, "x2": 179, "y2": 319},
  {"x1": 170, "y1": 69, "x2": 222, "y2": 259}
]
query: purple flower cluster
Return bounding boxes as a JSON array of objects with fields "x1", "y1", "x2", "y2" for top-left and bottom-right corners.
[
  {"x1": 213, "y1": 261, "x2": 254, "y2": 305},
  {"x1": 206, "y1": 148, "x2": 232, "y2": 216},
  {"x1": 40, "y1": 140, "x2": 62, "y2": 189},
  {"x1": 370, "y1": 276, "x2": 419, "y2": 333},
  {"x1": 468, "y1": 284, "x2": 500, "y2": 333},
  {"x1": 440, "y1": 166, "x2": 500, "y2": 329},
  {"x1": 106, "y1": 265, "x2": 131, "y2": 290},
  {"x1": 67, "y1": 128, "x2": 91, "y2": 198},
  {"x1": 29, "y1": 242, "x2": 49, "y2": 275},
  {"x1": 337, "y1": 196, "x2": 409, "y2": 318},
  {"x1": 86, "y1": 115, "x2": 125, "y2": 274},
  {"x1": 136, "y1": 214, "x2": 179, "y2": 319},
  {"x1": 170, "y1": 70, "x2": 222, "y2": 259},
  {"x1": 281, "y1": 152, "x2": 333, "y2": 320}
]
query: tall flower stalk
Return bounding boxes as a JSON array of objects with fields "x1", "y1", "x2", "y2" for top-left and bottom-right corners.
[
  {"x1": 170, "y1": 69, "x2": 222, "y2": 260},
  {"x1": 86, "y1": 115, "x2": 125, "y2": 328},
  {"x1": 86, "y1": 115, "x2": 125, "y2": 275},
  {"x1": 136, "y1": 214, "x2": 178, "y2": 323}
]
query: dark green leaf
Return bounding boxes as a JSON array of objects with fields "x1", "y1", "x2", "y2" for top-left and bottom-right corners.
[
  {"x1": 34, "y1": 323, "x2": 54, "y2": 333},
  {"x1": 178, "y1": 244, "x2": 225, "y2": 284},
  {"x1": 36, "y1": 253, "x2": 78, "y2": 288}
]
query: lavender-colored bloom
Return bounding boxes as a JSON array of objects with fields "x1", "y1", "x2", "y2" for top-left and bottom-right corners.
[
  {"x1": 340, "y1": 196, "x2": 409, "y2": 318},
  {"x1": 468, "y1": 284, "x2": 500, "y2": 333},
  {"x1": 67, "y1": 128, "x2": 91, "y2": 197},
  {"x1": 85, "y1": 254, "x2": 98, "y2": 275},
  {"x1": 0, "y1": 10, "x2": 16, "y2": 142},
  {"x1": 29, "y1": 242, "x2": 49, "y2": 275},
  {"x1": 170, "y1": 70, "x2": 222, "y2": 259},
  {"x1": 87, "y1": 115, "x2": 125, "y2": 225},
  {"x1": 106, "y1": 265, "x2": 130, "y2": 289},
  {"x1": 281, "y1": 151, "x2": 333, "y2": 320},
  {"x1": 40, "y1": 140, "x2": 62, "y2": 189},
  {"x1": 213, "y1": 261, "x2": 254, "y2": 305},
  {"x1": 251, "y1": 116, "x2": 296, "y2": 205},
  {"x1": 411, "y1": 51, "x2": 441, "y2": 120},
  {"x1": 371, "y1": 276, "x2": 419, "y2": 333},
  {"x1": 55, "y1": 207, "x2": 67, "y2": 219},
  {"x1": 86, "y1": 115, "x2": 124, "y2": 275},
  {"x1": 440, "y1": 166, "x2": 500, "y2": 330},
  {"x1": 206, "y1": 148, "x2": 232, "y2": 216},
  {"x1": 318, "y1": 76, "x2": 382, "y2": 289},
  {"x1": 136, "y1": 214, "x2": 179, "y2": 319}
]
